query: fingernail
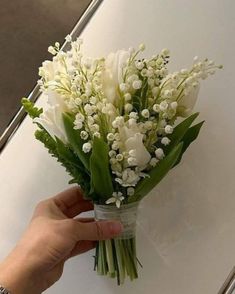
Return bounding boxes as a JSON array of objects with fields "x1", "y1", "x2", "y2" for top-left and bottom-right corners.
[{"x1": 109, "y1": 221, "x2": 123, "y2": 235}]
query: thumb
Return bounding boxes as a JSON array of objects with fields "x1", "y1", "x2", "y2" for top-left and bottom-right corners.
[{"x1": 75, "y1": 220, "x2": 123, "y2": 241}]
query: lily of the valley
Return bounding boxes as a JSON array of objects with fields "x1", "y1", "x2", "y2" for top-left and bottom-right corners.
[
  {"x1": 115, "y1": 168, "x2": 148, "y2": 187},
  {"x1": 106, "y1": 192, "x2": 125, "y2": 208}
]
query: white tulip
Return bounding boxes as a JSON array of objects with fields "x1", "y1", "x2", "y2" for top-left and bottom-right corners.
[
  {"x1": 119, "y1": 124, "x2": 139, "y2": 142},
  {"x1": 125, "y1": 133, "x2": 151, "y2": 167},
  {"x1": 119, "y1": 124, "x2": 151, "y2": 168},
  {"x1": 102, "y1": 50, "x2": 130, "y2": 104},
  {"x1": 178, "y1": 85, "x2": 200, "y2": 117},
  {"x1": 34, "y1": 91, "x2": 68, "y2": 143}
]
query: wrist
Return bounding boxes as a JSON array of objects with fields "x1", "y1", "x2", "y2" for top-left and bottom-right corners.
[{"x1": 0, "y1": 246, "x2": 42, "y2": 294}]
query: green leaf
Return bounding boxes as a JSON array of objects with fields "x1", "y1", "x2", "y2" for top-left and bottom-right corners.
[
  {"x1": 55, "y1": 137, "x2": 85, "y2": 173},
  {"x1": 132, "y1": 77, "x2": 149, "y2": 112},
  {"x1": 165, "y1": 112, "x2": 199, "y2": 154},
  {"x1": 174, "y1": 121, "x2": 204, "y2": 166},
  {"x1": 132, "y1": 93, "x2": 141, "y2": 113},
  {"x1": 35, "y1": 129, "x2": 92, "y2": 199},
  {"x1": 141, "y1": 77, "x2": 149, "y2": 109},
  {"x1": 62, "y1": 113, "x2": 90, "y2": 171},
  {"x1": 35, "y1": 129, "x2": 56, "y2": 151},
  {"x1": 129, "y1": 143, "x2": 183, "y2": 202},
  {"x1": 90, "y1": 137, "x2": 113, "y2": 201},
  {"x1": 21, "y1": 98, "x2": 43, "y2": 118}
]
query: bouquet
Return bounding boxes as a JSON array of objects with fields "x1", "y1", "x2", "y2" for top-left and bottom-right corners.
[{"x1": 22, "y1": 37, "x2": 221, "y2": 284}]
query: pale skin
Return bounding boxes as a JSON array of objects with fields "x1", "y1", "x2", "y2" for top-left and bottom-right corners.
[{"x1": 0, "y1": 187, "x2": 123, "y2": 294}]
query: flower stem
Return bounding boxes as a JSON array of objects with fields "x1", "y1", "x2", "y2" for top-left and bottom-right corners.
[
  {"x1": 114, "y1": 239, "x2": 125, "y2": 284},
  {"x1": 105, "y1": 239, "x2": 115, "y2": 276},
  {"x1": 94, "y1": 237, "x2": 139, "y2": 284}
]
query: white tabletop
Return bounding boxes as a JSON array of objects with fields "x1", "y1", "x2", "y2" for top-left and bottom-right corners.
[{"x1": 1, "y1": 1, "x2": 235, "y2": 293}]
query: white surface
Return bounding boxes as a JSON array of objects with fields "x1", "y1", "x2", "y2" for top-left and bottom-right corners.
[{"x1": 1, "y1": 0, "x2": 235, "y2": 293}]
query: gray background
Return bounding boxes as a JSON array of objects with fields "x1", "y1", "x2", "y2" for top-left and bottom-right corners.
[{"x1": 0, "y1": 0, "x2": 90, "y2": 135}]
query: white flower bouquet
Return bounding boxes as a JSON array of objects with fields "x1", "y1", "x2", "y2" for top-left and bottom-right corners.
[{"x1": 22, "y1": 37, "x2": 221, "y2": 284}]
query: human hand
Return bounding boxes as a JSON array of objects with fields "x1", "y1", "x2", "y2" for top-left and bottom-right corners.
[{"x1": 0, "y1": 187, "x2": 123, "y2": 294}]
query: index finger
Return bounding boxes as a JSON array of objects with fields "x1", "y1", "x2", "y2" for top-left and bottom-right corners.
[{"x1": 53, "y1": 186, "x2": 93, "y2": 217}]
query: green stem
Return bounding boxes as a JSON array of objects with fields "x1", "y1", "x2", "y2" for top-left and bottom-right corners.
[
  {"x1": 94, "y1": 237, "x2": 139, "y2": 284},
  {"x1": 105, "y1": 240, "x2": 115, "y2": 276},
  {"x1": 114, "y1": 239, "x2": 125, "y2": 285},
  {"x1": 127, "y1": 238, "x2": 138, "y2": 279},
  {"x1": 97, "y1": 241, "x2": 103, "y2": 275},
  {"x1": 101, "y1": 241, "x2": 108, "y2": 275}
]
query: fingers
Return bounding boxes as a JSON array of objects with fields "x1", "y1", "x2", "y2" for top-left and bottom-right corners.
[
  {"x1": 65, "y1": 201, "x2": 93, "y2": 218},
  {"x1": 53, "y1": 186, "x2": 83, "y2": 209},
  {"x1": 73, "y1": 220, "x2": 123, "y2": 241},
  {"x1": 69, "y1": 240, "x2": 96, "y2": 257},
  {"x1": 53, "y1": 186, "x2": 93, "y2": 218},
  {"x1": 34, "y1": 187, "x2": 94, "y2": 219},
  {"x1": 77, "y1": 217, "x2": 94, "y2": 223}
]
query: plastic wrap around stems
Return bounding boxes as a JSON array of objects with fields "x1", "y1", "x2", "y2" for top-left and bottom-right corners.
[
  {"x1": 94, "y1": 202, "x2": 139, "y2": 239},
  {"x1": 94, "y1": 202, "x2": 140, "y2": 284}
]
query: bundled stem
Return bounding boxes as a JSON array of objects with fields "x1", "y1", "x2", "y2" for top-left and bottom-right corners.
[{"x1": 94, "y1": 237, "x2": 139, "y2": 285}]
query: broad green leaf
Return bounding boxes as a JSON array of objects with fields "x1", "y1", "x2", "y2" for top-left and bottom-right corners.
[
  {"x1": 62, "y1": 113, "x2": 90, "y2": 171},
  {"x1": 129, "y1": 143, "x2": 183, "y2": 202},
  {"x1": 21, "y1": 97, "x2": 43, "y2": 118},
  {"x1": 165, "y1": 112, "x2": 199, "y2": 154},
  {"x1": 90, "y1": 137, "x2": 113, "y2": 201},
  {"x1": 174, "y1": 121, "x2": 204, "y2": 166}
]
